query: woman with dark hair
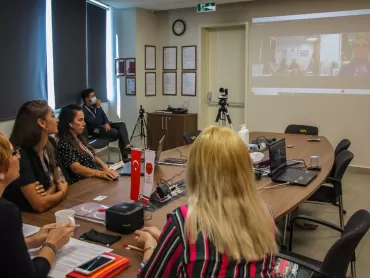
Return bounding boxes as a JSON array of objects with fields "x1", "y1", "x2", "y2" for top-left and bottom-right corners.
[
  {"x1": 0, "y1": 132, "x2": 75, "y2": 278},
  {"x1": 3, "y1": 101, "x2": 68, "y2": 212},
  {"x1": 57, "y1": 104, "x2": 118, "y2": 184}
]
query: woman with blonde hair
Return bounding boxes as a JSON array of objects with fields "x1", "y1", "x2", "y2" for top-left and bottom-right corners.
[{"x1": 134, "y1": 126, "x2": 277, "y2": 277}]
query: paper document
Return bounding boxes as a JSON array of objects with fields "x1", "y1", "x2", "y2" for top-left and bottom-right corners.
[
  {"x1": 23, "y1": 224, "x2": 40, "y2": 237},
  {"x1": 30, "y1": 237, "x2": 112, "y2": 278}
]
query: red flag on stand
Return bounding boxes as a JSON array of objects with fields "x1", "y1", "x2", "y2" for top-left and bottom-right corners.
[{"x1": 130, "y1": 148, "x2": 141, "y2": 202}]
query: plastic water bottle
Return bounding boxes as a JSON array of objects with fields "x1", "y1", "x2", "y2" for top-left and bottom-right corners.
[{"x1": 238, "y1": 124, "x2": 249, "y2": 145}]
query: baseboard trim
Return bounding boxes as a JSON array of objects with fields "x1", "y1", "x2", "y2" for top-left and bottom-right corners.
[{"x1": 348, "y1": 165, "x2": 370, "y2": 175}]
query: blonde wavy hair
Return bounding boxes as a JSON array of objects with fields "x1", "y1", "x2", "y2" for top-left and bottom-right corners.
[
  {"x1": 0, "y1": 133, "x2": 12, "y2": 173},
  {"x1": 185, "y1": 126, "x2": 277, "y2": 261}
]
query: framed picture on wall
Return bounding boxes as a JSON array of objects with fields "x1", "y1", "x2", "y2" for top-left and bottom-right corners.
[
  {"x1": 181, "y1": 71, "x2": 196, "y2": 96},
  {"x1": 145, "y1": 45, "x2": 156, "y2": 70},
  {"x1": 115, "y1": 58, "x2": 125, "y2": 76},
  {"x1": 126, "y1": 77, "x2": 136, "y2": 96},
  {"x1": 145, "y1": 72, "x2": 156, "y2": 96},
  {"x1": 125, "y1": 58, "x2": 136, "y2": 76},
  {"x1": 162, "y1": 72, "x2": 177, "y2": 95},
  {"x1": 182, "y1": 45, "x2": 197, "y2": 70},
  {"x1": 163, "y1": 46, "x2": 177, "y2": 70}
]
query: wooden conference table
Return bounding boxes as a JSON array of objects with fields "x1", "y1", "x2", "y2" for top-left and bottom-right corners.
[{"x1": 22, "y1": 132, "x2": 334, "y2": 277}]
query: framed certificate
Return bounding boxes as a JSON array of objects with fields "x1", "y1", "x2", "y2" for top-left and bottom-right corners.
[
  {"x1": 182, "y1": 45, "x2": 197, "y2": 70},
  {"x1": 162, "y1": 72, "x2": 177, "y2": 96},
  {"x1": 145, "y1": 45, "x2": 156, "y2": 70},
  {"x1": 125, "y1": 58, "x2": 136, "y2": 76},
  {"x1": 145, "y1": 72, "x2": 156, "y2": 96},
  {"x1": 126, "y1": 77, "x2": 136, "y2": 96},
  {"x1": 181, "y1": 71, "x2": 196, "y2": 96},
  {"x1": 163, "y1": 46, "x2": 177, "y2": 70},
  {"x1": 115, "y1": 58, "x2": 125, "y2": 76}
]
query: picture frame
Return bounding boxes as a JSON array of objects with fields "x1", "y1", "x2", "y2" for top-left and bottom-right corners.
[
  {"x1": 145, "y1": 72, "x2": 156, "y2": 96},
  {"x1": 181, "y1": 71, "x2": 196, "y2": 96},
  {"x1": 115, "y1": 58, "x2": 125, "y2": 76},
  {"x1": 145, "y1": 45, "x2": 156, "y2": 70},
  {"x1": 163, "y1": 46, "x2": 177, "y2": 70},
  {"x1": 162, "y1": 72, "x2": 177, "y2": 96},
  {"x1": 181, "y1": 45, "x2": 197, "y2": 70},
  {"x1": 125, "y1": 58, "x2": 136, "y2": 76},
  {"x1": 126, "y1": 77, "x2": 136, "y2": 96}
]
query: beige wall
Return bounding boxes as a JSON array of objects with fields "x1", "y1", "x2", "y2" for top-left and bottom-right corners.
[{"x1": 154, "y1": 0, "x2": 370, "y2": 168}]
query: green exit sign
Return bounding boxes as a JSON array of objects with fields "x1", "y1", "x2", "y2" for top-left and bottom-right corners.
[{"x1": 197, "y1": 2, "x2": 216, "y2": 13}]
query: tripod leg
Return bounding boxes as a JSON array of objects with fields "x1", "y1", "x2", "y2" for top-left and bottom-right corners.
[
  {"x1": 130, "y1": 121, "x2": 140, "y2": 143},
  {"x1": 215, "y1": 108, "x2": 222, "y2": 124},
  {"x1": 223, "y1": 108, "x2": 234, "y2": 130}
]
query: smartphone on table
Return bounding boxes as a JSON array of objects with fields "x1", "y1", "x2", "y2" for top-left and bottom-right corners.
[{"x1": 74, "y1": 254, "x2": 116, "y2": 275}]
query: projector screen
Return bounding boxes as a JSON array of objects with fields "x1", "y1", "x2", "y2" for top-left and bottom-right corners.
[{"x1": 250, "y1": 10, "x2": 370, "y2": 95}]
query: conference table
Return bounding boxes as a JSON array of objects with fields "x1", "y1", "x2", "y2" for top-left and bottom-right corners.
[{"x1": 22, "y1": 132, "x2": 334, "y2": 277}]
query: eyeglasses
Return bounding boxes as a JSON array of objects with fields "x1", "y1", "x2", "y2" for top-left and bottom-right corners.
[{"x1": 12, "y1": 147, "x2": 21, "y2": 160}]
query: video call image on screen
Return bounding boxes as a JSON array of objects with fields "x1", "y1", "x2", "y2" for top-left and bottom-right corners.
[{"x1": 250, "y1": 10, "x2": 370, "y2": 95}]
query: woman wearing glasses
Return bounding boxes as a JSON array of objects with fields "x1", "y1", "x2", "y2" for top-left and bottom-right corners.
[{"x1": 3, "y1": 100, "x2": 68, "y2": 212}]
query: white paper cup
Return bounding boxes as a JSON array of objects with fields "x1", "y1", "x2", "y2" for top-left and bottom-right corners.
[{"x1": 55, "y1": 209, "x2": 76, "y2": 226}]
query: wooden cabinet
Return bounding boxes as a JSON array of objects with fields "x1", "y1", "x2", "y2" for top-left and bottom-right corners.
[{"x1": 147, "y1": 113, "x2": 198, "y2": 151}]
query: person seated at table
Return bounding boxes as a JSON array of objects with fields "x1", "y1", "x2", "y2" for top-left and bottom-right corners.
[
  {"x1": 0, "y1": 132, "x2": 75, "y2": 278},
  {"x1": 134, "y1": 126, "x2": 277, "y2": 277},
  {"x1": 81, "y1": 88, "x2": 132, "y2": 160},
  {"x1": 57, "y1": 104, "x2": 118, "y2": 184},
  {"x1": 3, "y1": 100, "x2": 68, "y2": 212}
]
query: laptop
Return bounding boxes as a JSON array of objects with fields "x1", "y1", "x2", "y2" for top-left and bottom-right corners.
[
  {"x1": 269, "y1": 139, "x2": 317, "y2": 186},
  {"x1": 119, "y1": 135, "x2": 165, "y2": 176}
]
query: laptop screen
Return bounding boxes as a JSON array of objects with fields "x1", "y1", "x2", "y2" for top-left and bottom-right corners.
[{"x1": 269, "y1": 139, "x2": 287, "y2": 176}]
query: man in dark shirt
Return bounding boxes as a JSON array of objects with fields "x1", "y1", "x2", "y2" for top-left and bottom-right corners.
[{"x1": 81, "y1": 88, "x2": 131, "y2": 160}]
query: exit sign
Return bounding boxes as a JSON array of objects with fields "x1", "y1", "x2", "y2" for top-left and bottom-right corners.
[{"x1": 197, "y1": 2, "x2": 216, "y2": 13}]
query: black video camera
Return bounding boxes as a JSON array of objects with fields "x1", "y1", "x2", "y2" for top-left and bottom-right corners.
[
  {"x1": 218, "y1": 88, "x2": 228, "y2": 106},
  {"x1": 139, "y1": 105, "x2": 145, "y2": 118}
]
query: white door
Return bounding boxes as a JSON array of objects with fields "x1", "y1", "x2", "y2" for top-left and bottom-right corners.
[{"x1": 202, "y1": 26, "x2": 246, "y2": 130}]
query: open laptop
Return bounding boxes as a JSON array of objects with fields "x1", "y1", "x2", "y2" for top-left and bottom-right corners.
[
  {"x1": 269, "y1": 139, "x2": 317, "y2": 186},
  {"x1": 119, "y1": 135, "x2": 165, "y2": 176}
]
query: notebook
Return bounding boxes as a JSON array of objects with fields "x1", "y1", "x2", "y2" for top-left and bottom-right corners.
[{"x1": 66, "y1": 253, "x2": 130, "y2": 278}]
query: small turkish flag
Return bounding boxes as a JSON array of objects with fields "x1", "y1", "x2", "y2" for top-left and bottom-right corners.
[{"x1": 130, "y1": 148, "x2": 141, "y2": 202}]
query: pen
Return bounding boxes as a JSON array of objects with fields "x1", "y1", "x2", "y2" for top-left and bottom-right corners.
[{"x1": 124, "y1": 244, "x2": 144, "y2": 252}]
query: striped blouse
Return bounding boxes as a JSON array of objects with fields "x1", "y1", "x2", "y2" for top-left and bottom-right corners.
[{"x1": 138, "y1": 205, "x2": 276, "y2": 277}]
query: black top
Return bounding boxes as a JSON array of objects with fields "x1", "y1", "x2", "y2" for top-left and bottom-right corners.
[
  {"x1": 57, "y1": 139, "x2": 102, "y2": 184},
  {"x1": 3, "y1": 148, "x2": 53, "y2": 212},
  {"x1": 0, "y1": 197, "x2": 51, "y2": 277},
  {"x1": 82, "y1": 105, "x2": 109, "y2": 134}
]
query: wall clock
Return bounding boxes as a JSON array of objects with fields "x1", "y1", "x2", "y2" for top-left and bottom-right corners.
[{"x1": 172, "y1": 19, "x2": 186, "y2": 36}]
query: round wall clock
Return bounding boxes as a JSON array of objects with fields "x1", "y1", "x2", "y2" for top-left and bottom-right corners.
[{"x1": 172, "y1": 19, "x2": 186, "y2": 36}]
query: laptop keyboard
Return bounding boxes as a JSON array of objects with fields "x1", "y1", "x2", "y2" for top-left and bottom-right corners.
[{"x1": 277, "y1": 168, "x2": 308, "y2": 183}]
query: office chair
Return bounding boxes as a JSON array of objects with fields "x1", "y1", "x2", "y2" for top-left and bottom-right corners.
[
  {"x1": 82, "y1": 127, "x2": 116, "y2": 162},
  {"x1": 285, "y1": 124, "x2": 319, "y2": 136},
  {"x1": 306, "y1": 150, "x2": 354, "y2": 228},
  {"x1": 284, "y1": 209, "x2": 370, "y2": 278},
  {"x1": 327, "y1": 139, "x2": 351, "y2": 181},
  {"x1": 183, "y1": 130, "x2": 201, "y2": 145}
]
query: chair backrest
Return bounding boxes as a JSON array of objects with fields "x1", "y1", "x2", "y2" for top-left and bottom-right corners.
[
  {"x1": 332, "y1": 150, "x2": 354, "y2": 181},
  {"x1": 183, "y1": 130, "x2": 201, "y2": 145},
  {"x1": 285, "y1": 124, "x2": 318, "y2": 135},
  {"x1": 321, "y1": 210, "x2": 370, "y2": 277},
  {"x1": 334, "y1": 139, "x2": 351, "y2": 156}
]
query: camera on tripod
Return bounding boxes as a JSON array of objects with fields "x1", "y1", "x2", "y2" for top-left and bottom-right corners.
[
  {"x1": 138, "y1": 105, "x2": 146, "y2": 118},
  {"x1": 218, "y1": 88, "x2": 228, "y2": 106}
]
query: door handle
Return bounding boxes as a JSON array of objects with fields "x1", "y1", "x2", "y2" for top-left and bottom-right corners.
[{"x1": 161, "y1": 117, "x2": 164, "y2": 130}]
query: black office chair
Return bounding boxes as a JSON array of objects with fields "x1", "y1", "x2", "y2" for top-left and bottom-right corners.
[
  {"x1": 82, "y1": 127, "x2": 114, "y2": 161},
  {"x1": 327, "y1": 139, "x2": 351, "y2": 180},
  {"x1": 306, "y1": 150, "x2": 354, "y2": 228},
  {"x1": 285, "y1": 124, "x2": 319, "y2": 136},
  {"x1": 283, "y1": 209, "x2": 370, "y2": 278},
  {"x1": 183, "y1": 130, "x2": 201, "y2": 145}
]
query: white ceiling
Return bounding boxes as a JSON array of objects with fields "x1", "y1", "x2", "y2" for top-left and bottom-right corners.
[{"x1": 101, "y1": 0, "x2": 253, "y2": 10}]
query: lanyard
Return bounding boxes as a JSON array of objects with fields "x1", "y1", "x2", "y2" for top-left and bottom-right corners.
[
  {"x1": 84, "y1": 105, "x2": 96, "y2": 118},
  {"x1": 77, "y1": 139, "x2": 95, "y2": 160},
  {"x1": 37, "y1": 149, "x2": 53, "y2": 189}
]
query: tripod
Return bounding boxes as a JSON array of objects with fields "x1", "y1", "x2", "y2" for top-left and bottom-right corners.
[
  {"x1": 130, "y1": 105, "x2": 150, "y2": 149},
  {"x1": 215, "y1": 103, "x2": 234, "y2": 130}
]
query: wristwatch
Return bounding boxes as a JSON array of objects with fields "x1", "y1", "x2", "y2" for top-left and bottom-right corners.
[{"x1": 42, "y1": 242, "x2": 58, "y2": 255}]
